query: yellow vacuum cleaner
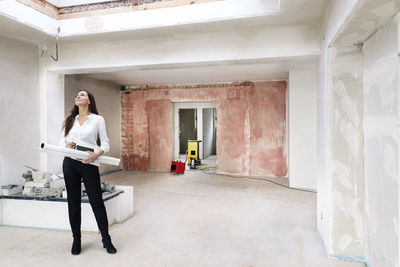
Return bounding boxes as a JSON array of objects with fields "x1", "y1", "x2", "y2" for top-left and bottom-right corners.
[{"x1": 188, "y1": 140, "x2": 202, "y2": 169}]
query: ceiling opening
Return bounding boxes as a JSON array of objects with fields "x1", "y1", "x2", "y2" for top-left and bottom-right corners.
[{"x1": 17, "y1": 0, "x2": 221, "y2": 19}]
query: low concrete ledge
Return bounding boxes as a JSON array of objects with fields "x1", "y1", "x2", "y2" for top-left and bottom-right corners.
[{"x1": 0, "y1": 185, "x2": 134, "y2": 232}]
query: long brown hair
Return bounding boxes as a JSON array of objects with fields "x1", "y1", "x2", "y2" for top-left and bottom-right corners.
[{"x1": 63, "y1": 90, "x2": 99, "y2": 137}]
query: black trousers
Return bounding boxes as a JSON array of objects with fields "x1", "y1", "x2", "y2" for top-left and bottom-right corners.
[{"x1": 63, "y1": 157, "x2": 109, "y2": 238}]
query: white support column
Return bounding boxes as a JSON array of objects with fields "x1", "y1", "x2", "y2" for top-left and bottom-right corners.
[
  {"x1": 0, "y1": 198, "x2": 3, "y2": 225},
  {"x1": 40, "y1": 71, "x2": 65, "y2": 173},
  {"x1": 288, "y1": 69, "x2": 317, "y2": 190},
  {"x1": 39, "y1": 69, "x2": 48, "y2": 171}
]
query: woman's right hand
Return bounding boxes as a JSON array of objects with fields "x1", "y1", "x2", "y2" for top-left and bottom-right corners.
[{"x1": 66, "y1": 142, "x2": 76, "y2": 149}]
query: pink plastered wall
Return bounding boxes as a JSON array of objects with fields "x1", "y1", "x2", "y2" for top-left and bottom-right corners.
[
  {"x1": 121, "y1": 81, "x2": 287, "y2": 177},
  {"x1": 250, "y1": 82, "x2": 287, "y2": 177}
]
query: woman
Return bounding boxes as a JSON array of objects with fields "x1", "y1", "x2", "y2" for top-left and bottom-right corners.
[{"x1": 60, "y1": 90, "x2": 117, "y2": 255}]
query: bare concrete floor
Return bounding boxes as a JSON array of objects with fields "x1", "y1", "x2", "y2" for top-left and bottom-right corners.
[{"x1": 0, "y1": 170, "x2": 363, "y2": 267}]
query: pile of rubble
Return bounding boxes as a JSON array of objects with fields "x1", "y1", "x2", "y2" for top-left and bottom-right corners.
[
  {"x1": 0, "y1": 184, "x2": 22, "y2": 196},
  {"x1": 20, "y1": 170, "x2": 65, "y2": 198},
  {"x1": 1, "y1": 167, "x2": 116, "y2": 198}
]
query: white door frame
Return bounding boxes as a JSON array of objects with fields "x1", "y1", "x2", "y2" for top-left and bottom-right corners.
[{"x1": 173, "y1": 101, "x2": 217, "y2": 160}]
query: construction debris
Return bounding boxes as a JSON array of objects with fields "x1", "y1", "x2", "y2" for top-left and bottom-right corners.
[
  {"x1": 1, "y1": 185, "x2": 23, "y2": 196},
  {"x1": 20, "y1": 169, "x2": 65, "y2": 198},
  {"x1": 2, "y1": 167, "x2": 116, "y2": 199}
]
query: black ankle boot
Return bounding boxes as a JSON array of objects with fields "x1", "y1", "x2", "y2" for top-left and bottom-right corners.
[
  {"x1": 71, "y1": 237, "x2": 81, "y2": 255},
  {"x1": 102, "y1": 235, "x2": 117, "y2": 254}
]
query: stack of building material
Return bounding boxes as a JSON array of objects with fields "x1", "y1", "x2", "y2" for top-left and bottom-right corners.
[
  {"x1": 0, "y1": 184, "x2": 23, "y2": 196},
  {"x1": 22, "y1": 170, "x2": 65, "y2": 198}
]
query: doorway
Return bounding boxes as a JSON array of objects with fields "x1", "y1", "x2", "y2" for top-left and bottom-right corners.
[
  {"x1": 179, "y1": 109, "x2": 197, "y2": 155},
  {"x1": 173, "y1": 102, "x2": 217, "y2": 165}
]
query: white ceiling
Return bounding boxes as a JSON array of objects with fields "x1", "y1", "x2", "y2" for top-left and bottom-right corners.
[
  {"x1": 79, "y1": 56, "x2": 318, "y2": 86},
  {"x1": 0, "y1": 0, "x2": 328, "y2": 44},
  {"x1": 0, "y1": 14, "x2": 52, "y2": 44},
  {"x1": 0, "y1": 0, "x2": 327, "y2": 85},
  {"x1": 59, "y1": 0, "x2": 328, "y2": 43}
]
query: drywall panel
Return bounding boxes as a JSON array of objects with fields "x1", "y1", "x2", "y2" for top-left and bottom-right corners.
[
  {"x1": 363, "y1": 15, "x2": 399, "y2": 267},
  {"x1": 317, "y1": 0, "x2": 358, "y2": 250},
  {"x1": 0, "y1": 36, "x2": 39, "y2": 185},
  {"x1": 64, "y1": 75, "x2": 121, "y2": 174},
  {"x1": 288, "y1": 70, "x2": 317, "y2": 190},
  {"x1": 330, "y1": 45, "x2": 364, "y2": 256}
]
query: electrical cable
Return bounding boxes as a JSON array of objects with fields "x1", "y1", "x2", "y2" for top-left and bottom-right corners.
[{"x1": 200, "y1": 169, "x2": 316, "y2": 194}]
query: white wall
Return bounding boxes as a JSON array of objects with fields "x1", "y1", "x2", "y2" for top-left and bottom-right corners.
[
  {"x1": 288, "y1": 70, "x2": 317, "y2": 190},
  {"x1": 64, "y1": 75, "x2": 121, "y2": 174},
  {"x1": 363, "y1": 14, "x2": 399, "y2": 267},
  {"x1": 0, "y1": 36, "x2": 39, "y2": 185}
]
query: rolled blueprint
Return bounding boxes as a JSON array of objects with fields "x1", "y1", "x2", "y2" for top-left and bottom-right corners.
[{"x1": 40, "y1": 143, "x2": 120, "y2": 166}]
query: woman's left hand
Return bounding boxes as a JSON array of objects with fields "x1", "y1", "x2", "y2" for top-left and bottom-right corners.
[{"x1": 82, "y1": 151, "x2": 101, "y2": 164}]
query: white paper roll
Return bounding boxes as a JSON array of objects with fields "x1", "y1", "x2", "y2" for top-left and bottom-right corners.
[{"x1": 40, "y1": 143, "x2": 120, "y2": 166}]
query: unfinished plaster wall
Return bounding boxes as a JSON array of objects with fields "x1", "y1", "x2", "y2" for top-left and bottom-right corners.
[
  {"x1": 363, "y1": 15, "x2": 399, "y2": 267},
  {"x1": 250, "y1": 82, "x2": 287, "y2": 177},
  {"x1": 218, "y1": 85, "x2": 251, "y2": 175},
  {"x1": 121, "y1": 82, "x2": 287, "y2": 176},
  {"x1": 288, "y1": 70, "x2": 317, "y2": 190},
  {"x1": 0, "y1": 36, "x2": 39, "y2": 185},
  {"x1": 317, "y1": 0, "x2": 358, "y2": 251},
  {"x1": 330, "y1": 45, "x2": 364, "y2": 257},
  {"x1": 64, "y1": 75, "x2": 121, "y2": 174}
]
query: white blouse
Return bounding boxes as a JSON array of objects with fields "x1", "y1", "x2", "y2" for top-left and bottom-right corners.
[{"x1": 60, "y1": 114, "x2": 110, "y2": 153}]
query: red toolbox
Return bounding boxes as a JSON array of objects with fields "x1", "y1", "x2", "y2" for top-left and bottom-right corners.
[
  {"x1": 170, "y1": 152, "x2": 187, "y2": 174},
  {"x1": 170, "y1": 160, "x2": 186, "y2": 174}
]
